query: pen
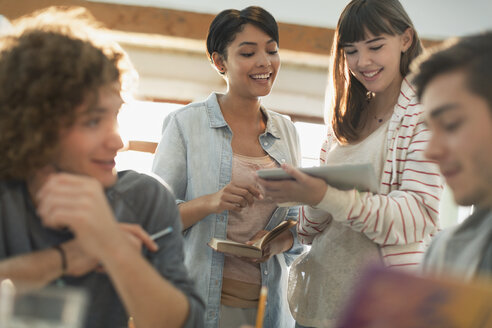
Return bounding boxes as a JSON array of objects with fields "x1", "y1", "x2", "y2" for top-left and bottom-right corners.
[
  {"x1": 150, "y1": 226, "x2": 173, "y2": 241},
  {"x1": 255, "y1": 286, "x2": 267, "y2": 328},
  {"x1": 96, "y1": 227, "x2": 173, "y2": 270},
  {"x1": 127, "y1": 316, "x2": 136, "y2": 328}
]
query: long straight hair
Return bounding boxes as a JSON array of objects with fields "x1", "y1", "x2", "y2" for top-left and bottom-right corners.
[{"x1": 329, "y1": 0, "x2": 422, "y2": 143}]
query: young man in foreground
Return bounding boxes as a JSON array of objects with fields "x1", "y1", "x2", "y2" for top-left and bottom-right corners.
[
  {"x1": 413, "y1": 31, "x2": 492, "y2": 279},
  {"x1": 0, "y1": 7, "x2": 204, "y2": 328}
]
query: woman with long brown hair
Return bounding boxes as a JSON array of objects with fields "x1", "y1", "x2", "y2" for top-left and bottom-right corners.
[{"x1": 258, "y1": 1, "x2": 443, "y2": 326}]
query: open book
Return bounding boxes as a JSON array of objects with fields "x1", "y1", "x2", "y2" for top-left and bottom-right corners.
[
  {"x1": 337, "y1": 265, "x2": 492, "y2": 328},
  {"x1": 208, "y1": 219, "x2": 297, "y2": 258}
]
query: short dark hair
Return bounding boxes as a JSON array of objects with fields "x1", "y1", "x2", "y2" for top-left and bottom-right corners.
[
  {"x1": 0, "y1": 7, "x2": 128, "y2": 180},
  {"x1": 413, "y1": 31, "x2": 492, "y2": 110},
  {"x1": 206, "y1": 6, "x2": 279, "y2": 67}
]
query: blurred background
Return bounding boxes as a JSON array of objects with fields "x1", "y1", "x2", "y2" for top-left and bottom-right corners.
[{"x1": 2, "y1": 0, "x2": 491, "y2": 226}]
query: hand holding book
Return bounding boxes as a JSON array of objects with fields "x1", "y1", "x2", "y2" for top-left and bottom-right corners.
[
  {"x1": 208, "y1": 219, "x2": 297, "y2": 259},
  {"x1": 245, "y1": 227, "x2": 294, "y2": 263}
]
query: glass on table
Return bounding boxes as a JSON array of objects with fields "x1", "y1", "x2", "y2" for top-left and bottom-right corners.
[{"x1": 0, "y1": 278, "x2": 87, "y2": 328}]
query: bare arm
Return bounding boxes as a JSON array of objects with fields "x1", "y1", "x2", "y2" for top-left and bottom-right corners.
[
  {"x1": 98, "y1": 236, "x2": 190, "y2": 328},
  {"x1": 178, "y1": 194, "x2": 216, "y2": 230},
  {"x1": 0, "y1": 248, "x2": 64, "y2": 289},
  {"x1": 179, "y1": 182, "x2": 262, "y2": 230},
  {"x1": 0, "y1": 224, "x2": 157, "y2": 290},
  {"x1": 0, "y1": 237, "x2": 104, "y2": 288},
  {"x1": 36, "y1": 173, "x2": 191, "y2": 328}
]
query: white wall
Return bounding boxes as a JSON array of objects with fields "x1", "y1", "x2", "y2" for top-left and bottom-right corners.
[
  {"x1": 100, "y1": 0, "x2": 478, "y2": 226},
  {"x1": 97, "y1": 0, "x2": 492, "y2": 121},
  {"x1": 90, "y1": 0, "x2": 492, "y2": 39},
  {"x1": 109, "y1": 32, "x2": 329, "y2": 118},
  {"x1": 102, "y1": 0, "x2": 492, "y2": 120}
]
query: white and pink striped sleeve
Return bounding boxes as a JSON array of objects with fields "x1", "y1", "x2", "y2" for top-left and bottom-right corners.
[{"x1": 312, "y1": 117, "x2": 442, "y2": 246}]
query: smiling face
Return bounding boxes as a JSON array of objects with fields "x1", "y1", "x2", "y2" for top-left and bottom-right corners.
[
  {"x1": 343, "y1": 29, "x2": 412, "y2": 95},
  {"x1": 423, "y1": 70, "x2": 492, "y2": 208},
  {"x1": 53, "y1": 83, "x2": 124, "y2": 188},
  {"x1": 214, "y1": 23, "x2": 280, "y2": 99}
]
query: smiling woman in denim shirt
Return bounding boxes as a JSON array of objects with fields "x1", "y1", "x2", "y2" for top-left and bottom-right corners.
[{"x1": 152, "y1": 6, "x2": 304, "y2": 328}]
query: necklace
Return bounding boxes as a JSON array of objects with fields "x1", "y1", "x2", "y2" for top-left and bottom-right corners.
[
  {"x1": 371, "y1": 105, "x2": 394, "y2": 124},
  {"x1": 374, "y1": 115, "x2": 384, "y2": 123},
  {"x1": 366, "y1": 93, "x2": 388, "y2": 124},
  {"x1": 366, "y1": 92, "x2": 398, "y2": 124},
  {"x1": 374, "y1": 108, "x2": 395, "y2": 123}
]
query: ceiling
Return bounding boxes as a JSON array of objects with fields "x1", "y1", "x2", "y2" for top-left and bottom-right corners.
[
  {"x1": 89, "y1": 0, "x2": 492, "y2": 39},
  {"x1": 1, "y1": 0, "x2": 491, "y2": 121}
]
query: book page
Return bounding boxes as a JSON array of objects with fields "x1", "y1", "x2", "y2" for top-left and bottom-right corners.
[
  {"x1": 208, "y1": 219, "x2": 297, "y2": 258},
  {"x1": 255, "y1": 219, "x2": 297, "y2": 248}
]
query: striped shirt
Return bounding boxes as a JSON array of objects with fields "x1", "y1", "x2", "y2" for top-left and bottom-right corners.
[{"x1": 298, "y1": 77, "x2": 443, "y2": 270}]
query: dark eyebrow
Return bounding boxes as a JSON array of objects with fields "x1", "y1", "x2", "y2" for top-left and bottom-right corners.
[
  {"x1": 343, "y1": 36, "x2": 386, "y2": 47},
  {"x1": 365, "y1": 37, "x2": 385, "y2": 44},
  {"x1": 238, "y1": 41, "x2": 256, "y2": 47},
  {"x1": 81, "y1": 107, "x2": 107, "y2": 116},
  {"x1": 238, "y1": 39, "x2": 276, "y2": 47},
  {"x1": 429, "y1": 103, "x2": 459, "y2": 119}
]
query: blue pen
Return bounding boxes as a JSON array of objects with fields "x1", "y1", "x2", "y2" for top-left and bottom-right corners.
[{"x1": 150, "y1": 226, "x2": 173, "y2": 241}]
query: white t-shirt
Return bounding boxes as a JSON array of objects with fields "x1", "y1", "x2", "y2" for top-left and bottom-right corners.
[{"x1": 289, "y1": 121, "x2": 389, "y2": 327}]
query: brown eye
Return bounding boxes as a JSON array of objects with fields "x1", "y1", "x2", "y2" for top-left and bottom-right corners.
[
  {"x1": 370, "y1": 45, "x2": 383, "y2": 51},
  {"x1": 84, "y1": 117, "x2": 101, "y2": 127},
  {"x1": 444, "y1": 120, "x2": 462, "y2": 132}
]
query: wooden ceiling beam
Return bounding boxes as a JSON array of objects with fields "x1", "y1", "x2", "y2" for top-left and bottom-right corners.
[{"x1": 0, "y1": 0, "x2": 440, "y2": 56}]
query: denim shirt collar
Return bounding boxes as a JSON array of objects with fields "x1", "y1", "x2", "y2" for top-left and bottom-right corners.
[
  {"x1": 205, "y1": 92, "x2": 281, "y2": 139},
  {"x1": 152, "y1": 92, "x2": 304, "y2": 327}
]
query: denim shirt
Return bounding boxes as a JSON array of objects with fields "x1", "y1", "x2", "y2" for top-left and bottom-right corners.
[{"x1": 152, "y1": 93, "x2": 305, "y2": 328}]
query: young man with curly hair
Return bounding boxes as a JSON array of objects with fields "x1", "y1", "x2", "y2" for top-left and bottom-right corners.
[{"x1": 0, "y1": 7, "x2": 204, "y2": 328}]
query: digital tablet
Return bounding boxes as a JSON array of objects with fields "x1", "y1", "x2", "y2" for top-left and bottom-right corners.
[{"x1": 257, "y1": 163, "x2": 378, "y2": 193}]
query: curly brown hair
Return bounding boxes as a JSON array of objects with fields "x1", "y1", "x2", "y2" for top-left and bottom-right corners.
[{"x1": 0, "y1": 7, "x2": 128, "y2": 180}]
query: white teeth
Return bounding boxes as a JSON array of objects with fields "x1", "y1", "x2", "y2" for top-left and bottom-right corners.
[
  {"x1": 363, "y1": 70, "x2": 379, "y2": 78},
  {"x1": 251, "y1": 73, "x2": 270, "y2": 79}
]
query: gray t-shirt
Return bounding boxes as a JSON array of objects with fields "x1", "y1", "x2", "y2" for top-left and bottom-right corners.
[
  {"x1": 0, "y1": 170, "x2": 204, "y2": 328},
  {"x1": 422, "y1": 207, "x2": 492, "y2": 280}
]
